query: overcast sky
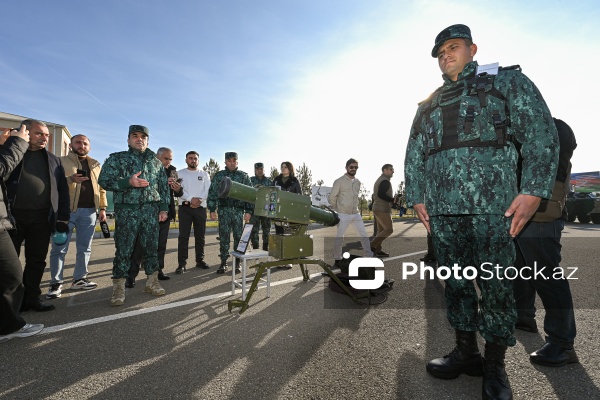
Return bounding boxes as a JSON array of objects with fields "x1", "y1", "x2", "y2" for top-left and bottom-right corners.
[{"x1": 2, "y1": 0, "x2": 599, "y2": 193}]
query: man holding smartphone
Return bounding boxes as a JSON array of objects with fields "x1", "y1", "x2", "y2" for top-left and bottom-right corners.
[{"x1": 47, "y1": 134, "x2": 108, "y2": 299}]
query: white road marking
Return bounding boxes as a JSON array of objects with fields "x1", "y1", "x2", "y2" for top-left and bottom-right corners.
[{"x1": 41, "y1": 251, "x2": 427, "y2": 335}]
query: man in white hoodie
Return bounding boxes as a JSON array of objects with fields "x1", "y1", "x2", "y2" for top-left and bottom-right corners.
[{"x1": 329, "y1": 158, "x2": 374, "y2": 266}]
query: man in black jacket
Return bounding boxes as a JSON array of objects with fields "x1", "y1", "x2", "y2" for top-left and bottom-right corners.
[
  {"x1": 6, "y1": 119, "x2": 70, "y2": 312},
  {"x1": 513, "y1": 118, "x2": 579, "y2": 367},
  {"x1": 0, "y1": 125, "x2": 44, "y2": 342}
]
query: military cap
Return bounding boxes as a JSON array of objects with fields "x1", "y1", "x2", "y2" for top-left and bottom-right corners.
[
  {"x1": 431, "y1": 24, "x2": 472, "y2": 57},
  {"x1": 225, "y1": 151, "x2": 238, "y2": 160},
  {"x1": 129, "y1": 124, "x2": 149, "y2": 136},
  {"x1": 254, "y1": 162, "x2": 264, "y2": 169}
]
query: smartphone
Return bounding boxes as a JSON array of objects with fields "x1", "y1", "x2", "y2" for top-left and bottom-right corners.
[
  {"x1": 76, "y1": 169, "x2": 88, "y2": 177},
  {"x1": 176, "y1": 178, "x2": 183, "y2": 183}
]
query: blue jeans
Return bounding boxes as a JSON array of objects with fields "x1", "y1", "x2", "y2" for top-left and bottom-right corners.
[
  {"x1": 514, "y1": 218, "x2": 576, "y2": 348},
  {"x1": 49, "y1": 208, "x2": 97, "y2": 284}
]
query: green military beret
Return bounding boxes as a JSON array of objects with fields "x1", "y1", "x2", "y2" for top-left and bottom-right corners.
[
  {"x1": 431, "y1": 24, "x2": 472, "y2": 57},
  {"x1": 225, "y1": 151, "x2": 238, "y2": 160},
  {"x1": 129, "y1": 124, "x2": 149, "y2": 136},
  {"x1": 254, "y1": 162, "x2": 264, "y2": 169}
]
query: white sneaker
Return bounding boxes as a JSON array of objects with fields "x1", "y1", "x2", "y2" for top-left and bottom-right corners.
[
  {"x1": 71, "y1": 278, "x2": 98, "y2": 290},
  {"x1": 46, "y1": 284, "x2": 63, "y2": 299},
  {"x1": 0, "y1": 323, "x2": 44, "y2": 343}
]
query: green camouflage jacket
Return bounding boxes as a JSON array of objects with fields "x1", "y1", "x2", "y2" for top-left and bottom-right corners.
[
  {"x1": 98, "y1": 146, "x2": 169, "y2": 211},
  {"x1": 250, "y1": 175, "x2": 272, "y2": 188},
  {"x1": 207, "y1": 168, "x2": 253, "y2": 213},
  {"x1": 404, "y1": 61, "x2": 558, "y2": 215}
]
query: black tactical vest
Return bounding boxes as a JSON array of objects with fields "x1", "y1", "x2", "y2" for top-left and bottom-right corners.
[{"x1": 420, "y1": 65, "x2": 521, "y2": 159}]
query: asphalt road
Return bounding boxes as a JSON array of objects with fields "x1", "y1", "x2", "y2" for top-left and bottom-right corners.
[{"x1": 1, "y1": 219, "x2": 599, "y2": 399}]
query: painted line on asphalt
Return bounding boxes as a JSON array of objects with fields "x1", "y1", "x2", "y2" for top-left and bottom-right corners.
[{"x1": 41, "y1": 250, "x2": 427, "y2": 335}]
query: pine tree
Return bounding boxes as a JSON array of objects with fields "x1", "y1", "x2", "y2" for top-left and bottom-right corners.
[
  {"x1": 202, "y1": 158, "x2": 221, "y2": 179},
  {"x1": 270, "y1": 166, "x2": 279, "y2": 181},
  {"x1": 296, "y1": 162, "x2": 313, "y2": 196}
]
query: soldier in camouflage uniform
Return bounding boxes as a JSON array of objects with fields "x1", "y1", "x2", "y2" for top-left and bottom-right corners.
[
  {"x1": 404, "y1": 25, "x2": 558, "y2": 399},
  {"x1": 98, "y1": 125, "x2": 170, "y2": 306},
  {"x1": 249, "y1": 162, "x2": 272, "y2": 251},
  {"x1": 207, "y1": 152, "x2": 253, "y2": 274}
]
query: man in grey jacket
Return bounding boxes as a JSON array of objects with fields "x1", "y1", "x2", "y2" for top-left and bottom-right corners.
[{"x1": 329, "y1": 158, "x2": 374, "y2": 266}]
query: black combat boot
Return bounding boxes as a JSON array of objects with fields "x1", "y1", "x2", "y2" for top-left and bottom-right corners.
[
  {"x1": 216, "y1": 260, "x2": 228, "y2": 274},
  {"x1": 482, "y1": 341, "x2": 513, "y2": 400},
  {"x1": 426, "y1": 330, "x2": 483, "y2": 379}
]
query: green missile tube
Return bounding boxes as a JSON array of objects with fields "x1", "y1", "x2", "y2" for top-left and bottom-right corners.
[{"x1": 219, "y1": 177, "x2": 339, "y2": 226}]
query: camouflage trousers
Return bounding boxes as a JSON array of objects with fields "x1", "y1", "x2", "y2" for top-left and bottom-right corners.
[
  {"x1": 218, "y1": 207, "x2": 244, "y2": 262},
  {"x1": 112, "y1": 203, "x2": 160, "y2": 279},
  {"x1": 250, "y1": 215, "x2": 271, "y2": 249},
  {"x1": 430, "y1": 214, "x2": 517, "y2": 346}
]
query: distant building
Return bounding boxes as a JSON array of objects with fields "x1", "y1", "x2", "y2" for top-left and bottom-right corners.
[{"x1": 0, "y1": 111, "x2": 72, "y2": 157}]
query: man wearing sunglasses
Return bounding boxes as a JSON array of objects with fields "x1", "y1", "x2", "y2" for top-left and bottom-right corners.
[{"x1": 329, "y1": 158, "x2": 374, "y2": 266}]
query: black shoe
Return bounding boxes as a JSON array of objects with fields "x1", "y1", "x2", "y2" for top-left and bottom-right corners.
[
  {"x1": 196, "y1": 260, "x2": 210, "y2": 269},
  {"x1": 158, "y1": 271, "x2": 170, "y2": 280},
  {"x1": 426, "y1": 330, "x2": 483, "y2": 379},
  {"x1": 482, "y1": 342, "x2": 512, "y2": 400},
  {"x1": 262, "y1": 243, "x2": 269, "y2": 252},
  {"x1": 175, "y1": 266, "x2": 186, "y2": 274},
  {"x1": 125, "y1": 277, "x2": 136, "y2": 288},
  {"x1": 217, "y1": 261, "x2": 228, "y2": 274},
  {"x1": 235, "y1": 267, "x2": 241, "y2": 274},
  {"x1": 420, "y1": 254, "x2": 437, "y2": 263},
  {"x1": 529, "y1": 342, "x2": 579, "y2": 367},
  {"x1": 515, "y1": 317, "x2": 538, "y2": 333},
  {"x1": 20, "y1": 299, "x2": 55, "y2": 312},
  {"x1": 371, "y1": 247, "x2": 389, "y2": 258}
]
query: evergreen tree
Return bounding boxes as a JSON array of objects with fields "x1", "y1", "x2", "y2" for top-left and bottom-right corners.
[
  {"x1": 296, "y1": 162, "x2": 313, "y2": 195},
  {"x1": 359, "y1": 183, "x2": 369, "y2": 215},
  {"x1": 202, "y1": 158, "x2": 220, "y2": 179},
  {"x1": 270, "y1": 166, "x2": 279, "y2": 181}
]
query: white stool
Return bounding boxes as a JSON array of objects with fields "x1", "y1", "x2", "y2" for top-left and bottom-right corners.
[{"x1": 231, "y1": 250, "x2": 271, "y2": 300}]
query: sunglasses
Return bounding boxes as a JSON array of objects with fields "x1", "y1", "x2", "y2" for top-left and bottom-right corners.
[{"x1": 348, "y1": 166, "x2": 359, "y2": 170}]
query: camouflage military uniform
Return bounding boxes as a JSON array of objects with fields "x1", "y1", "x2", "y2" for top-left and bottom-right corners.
[
  {"x1": 249, "y1": 175, "x2": 272, "y2": 250},
  {"x1": 98, "y1": 147, "x2": 169, "y2": 279},
  {"x1": 405, "y1": 61, "x2": 559, "y2": 346},
  {"x1": 207, "y1": 168, "x2": 253, "y2": 262}
]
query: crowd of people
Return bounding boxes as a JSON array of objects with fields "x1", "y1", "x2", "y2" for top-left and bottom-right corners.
[{"x1": 0, "y1": 22, "x2": 582, "y2": 400}]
